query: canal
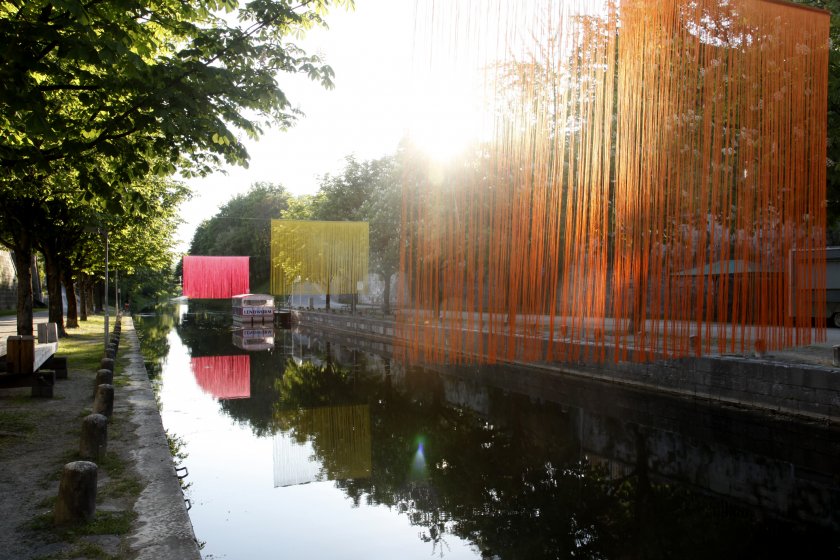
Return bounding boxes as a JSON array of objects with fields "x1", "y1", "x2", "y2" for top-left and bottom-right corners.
[{"x1": 135, "y1": 304, "x2": 840, "y2": 559}]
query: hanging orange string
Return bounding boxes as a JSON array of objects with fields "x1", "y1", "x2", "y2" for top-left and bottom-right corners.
[{"x1": 397, "y1": 0, "x2": 828, "y2": 365}]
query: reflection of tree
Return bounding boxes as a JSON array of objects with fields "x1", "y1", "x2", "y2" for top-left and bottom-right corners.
[
  {"x1": 173, "y1": 306, "x2": 288, "y2": 437},
  {"x1": 331, "y1": 360, "x2": 838, "y2": 558},
  {"x1": 133, "y1": 308, "x2": 178, "y2": 378},
  {"x1": 273, "y1": 352, "x2": 376, "y2": 482}
]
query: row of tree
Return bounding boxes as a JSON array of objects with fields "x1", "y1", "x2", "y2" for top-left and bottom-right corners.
[
  {"x1": 189, "y1": 151, "x2": 402, "y2": 311},
  {"x1": 0, "y1": 0, "x2": 352, "y2": 336}
]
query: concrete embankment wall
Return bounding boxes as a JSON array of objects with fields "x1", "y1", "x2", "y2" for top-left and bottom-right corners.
[
  {"x1": 294, "y1": 310, "x2": 840, "y2": 423},
  {"x1": 122, "y1": 317, "x2": 202, "y2": 560}
]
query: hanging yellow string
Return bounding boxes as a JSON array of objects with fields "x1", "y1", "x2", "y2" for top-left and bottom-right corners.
[
  {"x1": 270, "y1": 220, "x2": 369, "y2": 298},
  {"x1": 397, "y1": 0, "x2": 828, "y2": 365}
]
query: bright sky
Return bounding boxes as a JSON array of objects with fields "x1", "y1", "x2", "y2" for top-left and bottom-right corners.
[{"x1": 175, "y1": 0, "x2": 422, "y2": 253}]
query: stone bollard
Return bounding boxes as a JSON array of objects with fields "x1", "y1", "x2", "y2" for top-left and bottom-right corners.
[
  {"x1": 754, "y1": 339, "x2": 766, "y2": 358},
  {"x1": 93, "y1": 384, "x2": 114, "y2": 418},
  {"x1": 100, "y1": 357, "x2": 115, "y2": 373},
  {"x1": 689, "y1": 335, "x2": 701, "y2": 357},
  {"x1": 54, "y1": 461, "x2": 98, "y2": 525},
  {"x1": 79, "y1": 413, "x2": 108, "y2": 460},
  {"x1": 833, "y1": 345, "x2": 840, "y2": 367},
  {"x1": 105, "y1": 344, "x2": 116, "y2": 359},
  {"x1": 94, "y1": 369, "x2": 113, "y2": 396}
]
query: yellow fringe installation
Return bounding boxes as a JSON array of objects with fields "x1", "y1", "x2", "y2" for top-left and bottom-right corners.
[
  {"x1": 270, "y1": 220, "x2": 369, "y2": 297},
  {"x1": 398, "y1": 0, "x2": 829, "y2": 364}
]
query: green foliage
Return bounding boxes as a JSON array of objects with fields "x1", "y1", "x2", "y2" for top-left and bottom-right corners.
[
  {"x1": 792, "y1": 1, "x2": 840, "y2": 227},
  {"x1": 0, "y1": 0, "x2": 353, "y2": 332},
  {"x1": 0, "y1": 0, "x2": 354, "y2": 188},
  {"x1": 189, "y1": 182, "x2": 291, "y2": 288},
  {"x1": 291, "y1": 154, "x2": 402, "y2": 310}
]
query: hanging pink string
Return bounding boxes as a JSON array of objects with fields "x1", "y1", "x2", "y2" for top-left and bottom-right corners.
[
  {"x1": 190, "y1": 355, "x2": 251, "y2": 400},
  {"x1": 183, "y1": 256, "x2": 250, "y2": 299}
]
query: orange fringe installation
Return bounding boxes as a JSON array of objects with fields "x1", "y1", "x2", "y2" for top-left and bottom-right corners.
[{"x1": 397, "y1": 0, "x2": 829, "y2": 364}]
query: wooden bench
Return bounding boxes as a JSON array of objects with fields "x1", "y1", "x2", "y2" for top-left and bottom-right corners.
[{"x1": 0, "y1": 323, "x2": 67, "y2": 398}]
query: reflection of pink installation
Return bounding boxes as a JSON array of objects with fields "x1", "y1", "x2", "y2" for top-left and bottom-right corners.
[
  {"x1": 190, "y1": 355, "x2": 251, "y2": 399},
  {"x1": 182, "y1": 256, "x2": 250, "y2": 299}
]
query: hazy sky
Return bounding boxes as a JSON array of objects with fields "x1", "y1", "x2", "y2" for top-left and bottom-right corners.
[{"x1": 176, "y1": 0, "x2": 420, "y2": 252}]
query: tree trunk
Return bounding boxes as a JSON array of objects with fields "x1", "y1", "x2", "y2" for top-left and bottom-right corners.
[
  {"x1": 79, "y1": 275, "x2": 88, "y2": 321},
  {"x1": 93, "y1": 280, "x2": 102, "y2": 313},
  {"x1": 11, "y1": 234, "x2": 34, "y2": 336},
  {"x1": 64, "y1": 266, "x2": 79, "y2": 328},
  {"x1": 42, "y1": 247, "x2": 66, "y2": 337}
]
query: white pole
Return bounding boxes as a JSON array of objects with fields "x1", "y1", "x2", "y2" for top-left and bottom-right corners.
[{"x1": 104, "y1": 230, "x2": 109, "y2": 347}]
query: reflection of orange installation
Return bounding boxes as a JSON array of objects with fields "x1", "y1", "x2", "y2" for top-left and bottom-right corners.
[
  {"x1": 183, "y1": 256, "x2": 250, "y2": 299},
  {"x1": 232, "y1": 328, "x2": 275, "y2": 351},
  {"x1": 272, "y1": 405, "x2": 371, "y2": 487},
  {"x1": 232, "y1": 293, "x2": 274, "y2": 324},
  {"x1": 190, "y1": 355, "x2": 251, "y2": 399},
  {"x1": 398, "y1": 0, "x2": 829, "y2": 364}
]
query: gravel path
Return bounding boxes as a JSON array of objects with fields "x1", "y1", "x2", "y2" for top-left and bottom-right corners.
[{"x1": 0, "y1": 316, "x2": 200, "y2": 560}]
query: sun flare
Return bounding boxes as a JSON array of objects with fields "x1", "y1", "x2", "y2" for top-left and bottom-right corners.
[{"x1": 403, "y1": 78, "x2": 490, "y2": 163}]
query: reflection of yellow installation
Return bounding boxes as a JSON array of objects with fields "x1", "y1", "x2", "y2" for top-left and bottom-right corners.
[
  {"x1": 398, "y1": 0, "x2": 829, "y2": 364},
  {"x1": 270, "y1": 220, "x2": 369, "y2": 298},
  {"x1": 272, "y1": 404, "x2": 371, "y2": 487}
]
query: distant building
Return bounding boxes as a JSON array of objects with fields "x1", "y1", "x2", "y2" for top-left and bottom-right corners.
[{"x1": 0, "y1": 250, "x2": 44, "y2": 309}]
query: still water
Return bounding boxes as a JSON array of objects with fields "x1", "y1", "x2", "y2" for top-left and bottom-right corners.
[{"x1": 135, "y1": 305, "x2": 840, "y2": 560}]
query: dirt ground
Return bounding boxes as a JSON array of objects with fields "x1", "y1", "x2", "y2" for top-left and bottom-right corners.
[{"x1": 0, "y1": 318, "x2": 144, "y2": 560}]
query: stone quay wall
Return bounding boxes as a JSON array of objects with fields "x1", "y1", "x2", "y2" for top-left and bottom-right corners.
[{"x1": 293, "y1": 310, "x2": 840, "y2": 424}]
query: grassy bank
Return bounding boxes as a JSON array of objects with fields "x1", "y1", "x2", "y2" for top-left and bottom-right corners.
[{"x1": 0, "y1": 312, "x2": 142, "y2": 560}]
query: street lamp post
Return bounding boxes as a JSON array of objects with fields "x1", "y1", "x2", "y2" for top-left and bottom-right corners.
[
  {"x1": 103, "y1": 230, "x2": 109, "y2": 347},
  {"x1": 84, "y1": 225, "x2": 109, "y2": 347}
]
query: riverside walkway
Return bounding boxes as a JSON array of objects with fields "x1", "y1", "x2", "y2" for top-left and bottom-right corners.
[{"x1": 0, "y1": 312, "x2": 200, "y2": 560}]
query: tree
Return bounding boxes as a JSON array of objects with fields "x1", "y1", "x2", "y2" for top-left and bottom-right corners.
[
  {"x1": 792, "y1": 0, "x2": 840, "y2": 228},
  {"x1": 190, "y1": 182, "x2": 290, "y2": 291},
  {"x1": 0, "y1": 0, "x2": 352, "y2": 334},
  {"x1": 308, "y1": 155, "x2": 401, "y2": 312}
]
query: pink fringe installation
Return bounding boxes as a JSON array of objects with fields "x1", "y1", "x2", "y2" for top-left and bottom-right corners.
[{"x1": 182, "y1": 256, "x2": 250, "y2": 299}]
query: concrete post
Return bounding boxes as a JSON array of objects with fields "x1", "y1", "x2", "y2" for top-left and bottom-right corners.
[
  {"x1": 833, "y1": 345, "x2": 840, "y2": 367},
  {"x1": 79, "y1": 414, "x2": 108, "y2": 460},
  {"x1": 94, "y1": 369, "x2": 113, "y2": 395},
  {"x1": 100, "y1": 357, "x2": 115, "y2": 373},
  {"x1": 754, "y1": 339, "x2": 766, "y2": 358},
  {"x1": 93, "y1": 384, "x2": 114, "y2": 418},
  {"x1": 54, "y1": 461, "x2": 97, "y2": 525},
  {"x1": 37, "y1": 322, "x2": 59, "y2": 343},
  {"x1": 689, "y1": 335, "x2": 701, "y2": 357}
]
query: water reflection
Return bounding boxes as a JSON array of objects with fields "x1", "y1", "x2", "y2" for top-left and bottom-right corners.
[
  {"x1": 232, "y1": 327, "x2": 275, "y2": 351},
  {"x1": 135, "y1": 306, "x2": 840, "y2": 559},
  {"x1": 190, "y1": 355, "x2": 251, "y2": 399},
  {"x1": 273, "y1": 405, "x2": 371, "y2": 487}
]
